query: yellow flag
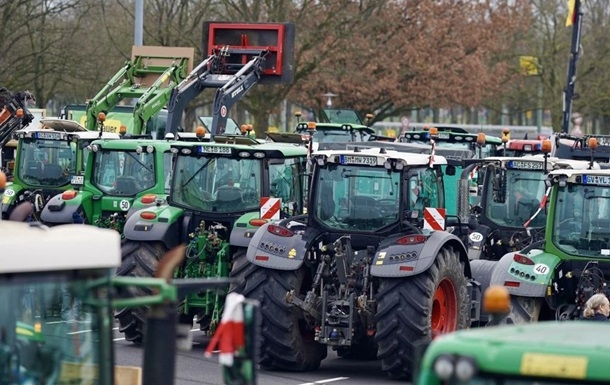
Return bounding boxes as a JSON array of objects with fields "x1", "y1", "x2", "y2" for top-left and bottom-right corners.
[{"x1": 566, "y1": 0, "x2": 576, "y2": 27}]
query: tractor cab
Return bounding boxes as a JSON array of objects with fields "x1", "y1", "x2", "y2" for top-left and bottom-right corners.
[
  {"x1": 502, "y1": 139, "x2": 545, "y2": 157},
  {"x1": 401, "y1": 126, "x2": 504, "y2": 158},
  {"x1": 40, "y1": 139, "x2": 172, "y2": 234},
  {"x1": 465, "y1": 154, "x2": 596, "y2": 261},
  {"x1": 2, "y1": 120, "x2": 120, "y2": 221}
]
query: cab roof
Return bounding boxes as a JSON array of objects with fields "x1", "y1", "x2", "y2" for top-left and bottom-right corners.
[
  {"x1": 314, "y1": 147, "x2": 446, "y2": 166},
  {"x1": 549, "y1": 168, "x2": 610, "y2": 181},
  {"x1": 422, "y1": 321, "x2": 610, "y2": 382},
  {"x1": 90, "y1": 138, "x2": 174, "y2": 150},
  {"x1": 171, "y1": 135, "x2": 308, "y2": 157},
  {"x1": 404, "y1": 130, "x2": 503, "y2": 144},
  {"x1": 0, "y1": 222, "x2": 120, "y2": 273}
]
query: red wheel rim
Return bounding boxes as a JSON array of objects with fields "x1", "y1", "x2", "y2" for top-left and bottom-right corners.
[{"x1": 431, "y1": 277, "x2": 458, "y2": 337}]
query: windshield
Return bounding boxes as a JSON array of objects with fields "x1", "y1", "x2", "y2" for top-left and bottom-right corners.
[
  {"x1": 0, "y1": 274, "x2": 107, "y2": 385},
  {"x1": 485, "y1": 169, "x2": 547, "y2": 227},
  {"x1": 92, "y1": 150, "x2": 155, "y2": 196},
  {"x1": 314, "y1": 165, "x2": 401, "y2": 231},
  {"x1": 554, "y1": 182, "x2": 610, "y2": 256},
  {"x1": 322, "y1": 109, "x2": 363, "y2": 124},
  {"x1": 18, "y1": 138, "x2": 76, "y2": 187},
  {"x1": 198, "y1": 116, "x2": 240, "y2": 135},
  {"x1": 405, "y1": 138, "x2": 498, "y2": 158},
  {"x1": 171, "y1": 155, "x2": 262, "y2": 213}
]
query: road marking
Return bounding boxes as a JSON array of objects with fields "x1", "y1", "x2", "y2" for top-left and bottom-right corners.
[
  {"x1": 66, "y1": 329, "x2": 92, "y2": 335},
  {"x1": 298, "y1": 377, "x2": 349, "y2": 385},
  {"x1": 113, "y1": 337, "x2": 125, "y2": 341}
]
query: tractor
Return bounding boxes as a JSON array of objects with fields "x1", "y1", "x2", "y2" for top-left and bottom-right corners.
[
  {"x1": 0, "y1": 88, "x2": 35, "y2": 179},
  {"x1": 116, "y1": 136, "x2": 308, "y2": 343},
  {"x1": 230, "y1": 146, "x2": 480, "y2": 380},
  {"x1": 2, "y1": 119, "x2": 120, "y2": 221},
  {"x1": 472, "y1": 141, "x2": 610, "y2": 324},
  {"x1": 462, "y1": 150, "x2": 597, "y2": 262},
  {"x1": 39, "y1": 136, "x2": 183, "y2": 233}
]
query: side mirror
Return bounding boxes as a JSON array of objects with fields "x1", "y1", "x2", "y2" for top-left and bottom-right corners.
[{"x1": 445, "y1": 165, "x2": 456, "y2": 176}]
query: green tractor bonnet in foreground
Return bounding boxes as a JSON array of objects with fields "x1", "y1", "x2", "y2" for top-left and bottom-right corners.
[
  {"x1": 417, "y1": 321, "x2": 610, "y2": 384},
  {"x1": 473, "y1": 168, "x2": 610, "y2": 324},
  {"x1": 40, "y1": 138, "x2": 174, "y2": 233},
  {"x1": 231, "y1": 146, "x2": 482, "y2": 380},
  {"x1": 116, "y1": 136, "x2": 308, "y2": 343},
  {"x1": 2, "y1": 119, "x2": 120, "y2": 221}
]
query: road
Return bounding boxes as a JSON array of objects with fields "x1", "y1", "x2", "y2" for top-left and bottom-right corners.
[{"x1": 113, "y1": 328, "x2": 394, "y2": 385}]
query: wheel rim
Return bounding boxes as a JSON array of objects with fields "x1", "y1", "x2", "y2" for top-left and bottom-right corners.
[{"x1": 431, "y1": 277, "x2": 458, "y2": 336}]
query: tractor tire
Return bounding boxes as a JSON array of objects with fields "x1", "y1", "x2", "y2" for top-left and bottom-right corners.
[
  {"x1": 505, "y1": 295, "x2": 542, "y2": 324},
  {"x1": 228, "y1": 248, "x2": 248, "y2": 293},
  {"x1": 375, "y1": 245, "x2": 470, "y2": 380},
  {"x1": 114, "y1": 241, "x2": 167, "y2": 344},
  {"x1": 231, "y1": 262, "x2": 327, "y2": 371}
]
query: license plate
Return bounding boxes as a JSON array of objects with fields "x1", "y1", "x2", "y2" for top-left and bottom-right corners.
[
  {"x1": 340, "y1": 155, "x2": 377, "y2": 166},
  {"x1": 520, "y1": 353, "x2": 587, "y2": 379},
  {"x1": 199, "y1": 145, "x2": 232, "y2": 154},
  {"x1": 509, "y1": 160, "x2": 543, "y2": 170},
  {"x1": 71, "y1": 175, "x2": 84, "y2": 185},
  {"x1": 34, "y1": 131, "x2": 62, "y2": 140}
]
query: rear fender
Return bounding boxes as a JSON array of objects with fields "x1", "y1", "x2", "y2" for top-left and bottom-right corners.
[
  {"x1": 40, "y1": 191, "x2": 93, "y2": 224},
  {"x1": 489, "y1": 250, "x2": 559, "y2": 297},
  {"x1": 123, "y1": 204, "x2": 184, "y2": 249},
  {"x1": 246, "y1": 220, "x2": 315, "y2": 270},
  {"x1": 229, "y1": 212, "x2": 265, "y2": 248},
  {"x1": 371, "y1": 231, "x2": 469, "y2": 278}
]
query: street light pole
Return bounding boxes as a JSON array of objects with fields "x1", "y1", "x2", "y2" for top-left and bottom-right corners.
[{"x1": 134, "y1": 0, "x2": 143, "y2": 46}]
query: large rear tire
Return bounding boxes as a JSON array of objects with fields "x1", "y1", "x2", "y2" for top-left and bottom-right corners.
[
  {"x1": 114, "y1": 241, "x2": 167, "y2": 344},
  {"x1": 375, "y1": 246, "x2": 470, "y2": 380},
  {"x1": 230, "y1": 262, "x2": 327, "y2": 371}
]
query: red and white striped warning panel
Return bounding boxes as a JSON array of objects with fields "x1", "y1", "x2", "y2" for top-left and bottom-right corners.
[
  {"x1": 423, "y1": 207, "x2": 446, "y2": 231},
  {"x1": 260, "y1": 197, "x2": 281, "y2": 220}
]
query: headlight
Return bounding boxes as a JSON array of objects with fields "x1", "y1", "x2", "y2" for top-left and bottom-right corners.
[
  {"x1": 135, "y1": 146, "x2": 143, "y2": 154},
  {"x1": 455, "y1": 357, "x2": 477, "y2": 381},
  {"x1": 146, "y1": 145, "x2": 154, "y2": 153},
  {"x1": 433, "y1": 355, "x2": 454, "y2": 380}
]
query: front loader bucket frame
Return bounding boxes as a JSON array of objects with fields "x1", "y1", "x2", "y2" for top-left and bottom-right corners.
[{"x1": 202, "y1": 21, "x2": 295, "y2": 84}]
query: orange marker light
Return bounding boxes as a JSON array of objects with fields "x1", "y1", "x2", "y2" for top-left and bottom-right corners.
[
  {"x1": 119, "y1": 125, "x2": 127, "y2": 135},
  {"x1": 589, "y1": 137, "x2": 598, "y2": 150},
  {"x1": 477, "y1": 133, "x2": 486, "y2": 145},
  {"x1": 98, "y1": 112, "x2": 106, "y2": 122},
  {"x1": 483, "y1": 285, "x2": 510, "y2": 314},
  {"x1": 429, "y1": 127, "x2": 439, "y2": 136},
  {"x1": 141, "y1": 194, "x2": 157, "y2": 204},
  {"x1": 196, "y1": 126, "x2": 206, "y2": 137},
  {"x1": 541, "y1": 139, "x2": 552, "y2": 153},
  {"x1": 61, "y1": 190, "x2": 77, "y2": 200},
  {"x1": 307, "y1": 122, "x2": 316, "y2": 131},
  {"x1": 16, "y1": 108, "x2": 24, "y2": 118}
]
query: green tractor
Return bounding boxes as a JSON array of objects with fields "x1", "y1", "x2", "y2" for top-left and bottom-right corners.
[
  {"x1": 462, "y1": 152, "x2": 597, "y2": 262},
  {"x1": 0, "y1": 216, "x2": 258, "y2": 385},
  {"x1": 116, "y1": 136, "x2": 308, "y2": 343},
  {"x1": 39, "y1": 137, "x2": 182, "y2": 233},
  {"x1": 2, "y1": 119, "x2": 120, "y2": 221},
  {"x1": 472, "y1": 165, "x2": 610, "y2": 324},
  {"x1": 416, "y1": 286, "x2": 610, "y2": 385},
  {"x1": 230, "y1": 146, "x2": 482, "y2": 380}
]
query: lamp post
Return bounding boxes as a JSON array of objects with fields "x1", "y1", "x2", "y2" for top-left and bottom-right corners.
[{"x1": 323, "y1": 92, "x2": 337, "y2": 108}]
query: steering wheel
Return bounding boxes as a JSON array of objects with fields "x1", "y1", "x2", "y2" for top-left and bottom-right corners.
[{"x1": 241, "y1": 187, "x2": 258, "y2": 203}]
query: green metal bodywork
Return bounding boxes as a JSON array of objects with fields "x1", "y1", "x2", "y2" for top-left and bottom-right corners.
[
  {"x1": 417, "y1": 322, "x2": 610, "y2": 384},
  {"x1": 41, "y1": 139, "x2": 173, "y2": 234},
  {"x1": 125, "y1": 138, "x2": 308, "y2": 332}
]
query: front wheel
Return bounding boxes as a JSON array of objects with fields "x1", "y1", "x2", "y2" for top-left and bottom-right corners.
[
  {"x1": 375, "y1": 246, "x2": 470, "y2": 380},
  {"x1": 114, "y1": 241, "x2": 167, "y2": 344}
]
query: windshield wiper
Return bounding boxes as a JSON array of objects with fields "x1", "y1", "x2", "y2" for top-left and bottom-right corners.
[
  {"x1": 181, "y1": 158, "x2": 213, "y2": 189},
  {"x1": 126, "y1": 152, "x2": 151, "y2": 171}
]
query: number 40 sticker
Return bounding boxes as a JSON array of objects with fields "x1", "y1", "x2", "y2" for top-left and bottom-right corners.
[{"x1": 533, "y1": 263, "x2": 549, "y2": 275}]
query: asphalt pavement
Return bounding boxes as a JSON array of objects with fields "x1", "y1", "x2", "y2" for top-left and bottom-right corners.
[{"x1": 112, "y1": 327, "x2": 398, "y2": 385}]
